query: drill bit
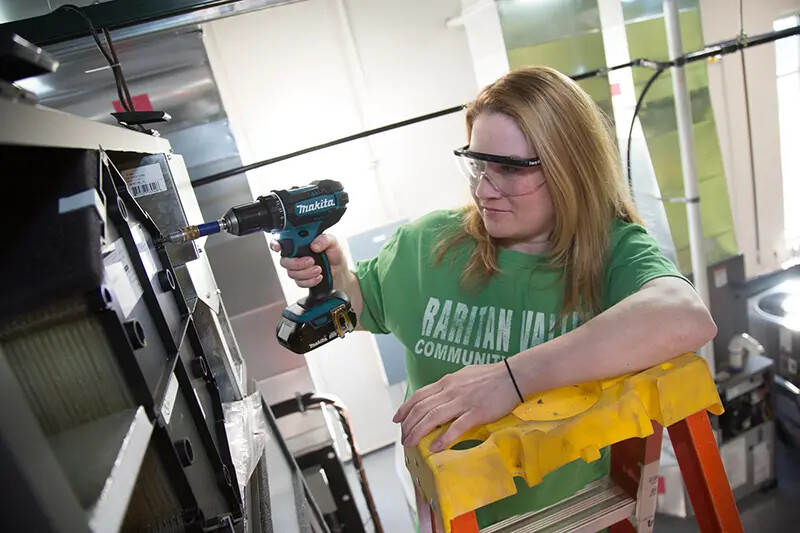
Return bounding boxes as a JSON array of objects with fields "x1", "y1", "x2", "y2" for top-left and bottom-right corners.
[{"x1": 158, "y1": 220, "x2": 223, "y2": 244}]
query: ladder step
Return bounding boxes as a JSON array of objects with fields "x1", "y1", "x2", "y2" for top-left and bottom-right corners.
[{"x1": 480, "y1": 477, "x2": 635, "y2": 533}]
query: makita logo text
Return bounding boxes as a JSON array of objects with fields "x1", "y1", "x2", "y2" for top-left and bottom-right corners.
[{"x1": 296, "y1": 198, "x2": 335, "y2": 214}]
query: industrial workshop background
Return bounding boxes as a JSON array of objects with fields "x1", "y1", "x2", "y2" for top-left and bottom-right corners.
[{"x1": 1, "y1": 0, "x2": 799, "y2": 532}]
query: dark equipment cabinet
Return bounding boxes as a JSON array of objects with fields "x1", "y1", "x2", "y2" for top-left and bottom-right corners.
[{"x1": 0, "y1": 144, "x2": 243, "y2": 531}]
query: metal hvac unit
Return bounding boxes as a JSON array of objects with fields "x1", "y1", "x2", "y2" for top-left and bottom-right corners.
[
  {"x1": 0, "y1": 141, "x2": 242, "y2": 531},
  {"x1": 0, "y1": 96, "x2": 334, "y2": 532}
]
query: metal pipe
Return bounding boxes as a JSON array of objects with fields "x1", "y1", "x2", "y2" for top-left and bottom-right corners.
[
  {"x1": 738, "y1": 3, "x2": 761, "y2": 264},
  {"x1": 663, "y1": 0, "x2": 714, "y2": 375}
]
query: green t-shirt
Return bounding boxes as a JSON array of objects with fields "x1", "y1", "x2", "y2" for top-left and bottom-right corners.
[{"x1": 355, "y1": 209, "x2": 686, "y2": 527}]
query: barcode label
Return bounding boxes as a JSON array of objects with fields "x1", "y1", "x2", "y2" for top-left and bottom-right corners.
[
  {"x1": 130, "y1": 181, "x2": 165, "y2": 196},
  {"x1": 121, "y1": 163, "x2": 167, "y2": 198}
]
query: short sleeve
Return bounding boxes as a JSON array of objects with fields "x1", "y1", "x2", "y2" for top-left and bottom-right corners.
[
  {"x1": 603, "y1": 222, "x2": 691, "y2": 309},
  {"x1": 354, "y1": 228, "x2": 403, "y2": 334}
]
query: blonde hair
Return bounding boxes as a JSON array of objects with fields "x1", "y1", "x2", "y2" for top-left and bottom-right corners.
[{"x1": 436, "y1": 66, "x2": 642, "y2": 317}]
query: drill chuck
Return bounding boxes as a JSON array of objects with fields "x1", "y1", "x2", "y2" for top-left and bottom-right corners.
[{"x1": 220, "y1": 193, "x2": 285, "y2": 236}]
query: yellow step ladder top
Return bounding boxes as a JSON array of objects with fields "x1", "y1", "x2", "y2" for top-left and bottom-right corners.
[{"x1": 404, "y1": 353, "x2": 723, "y2": 531}]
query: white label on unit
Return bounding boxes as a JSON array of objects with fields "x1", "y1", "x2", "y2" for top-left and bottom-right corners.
[
  {"x1": 121, "y1": 163, "x2": 167, "y2": 198},
  {"x1": 720, "y1": 437, "x2": 747, "y2": 490},
  {"x1": 103, "y1": 238, "x2": 143, "y2": 318},
  {"x1": 162, "y1": 373, "x2": 180, "y2": 425},
  {"x1": 752, "y1": 440, "x2": 772, "y2": 485},
  {"x1": 713, "y1": 266, "x2": 728, "y2": 288}
]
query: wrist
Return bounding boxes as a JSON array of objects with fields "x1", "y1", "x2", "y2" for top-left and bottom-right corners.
[
  {"x1": 511, "y1": 346, "x2": 547, "y2": 398},
  {"x1": 333, "y1": 268, "x2": 356, "y2": 291},
  {"x1": 502, "y1": 357, "x2": 525, "y2": 404}
]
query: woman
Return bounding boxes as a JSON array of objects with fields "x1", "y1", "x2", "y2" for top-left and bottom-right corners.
[{"x1": 273, "y1": 66, "x2": 716, "y2": 527}]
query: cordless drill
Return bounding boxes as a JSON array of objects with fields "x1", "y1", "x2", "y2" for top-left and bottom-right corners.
[{"x1": 161, "y1": 179, "x2": 357, "y2": 354}]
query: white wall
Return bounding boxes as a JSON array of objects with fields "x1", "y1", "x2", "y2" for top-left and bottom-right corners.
[
  {"x1": 456, "y1": 0, "x2": 510, "y2": 88},
  {"x1": 203, "y1": 0, "x2": 477, "y2": 453},
  {"x1": 700, "y1": 0, "x2": 800, "y2": 277}
]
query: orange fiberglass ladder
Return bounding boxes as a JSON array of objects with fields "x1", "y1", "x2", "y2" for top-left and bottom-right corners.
[{"x1": 410, "y1": 353, "x2": 743, "y2": 533}]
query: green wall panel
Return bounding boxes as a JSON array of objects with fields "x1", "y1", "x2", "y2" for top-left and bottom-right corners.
[
  {"x1": 497, "y1": 0, "x2": 738, "y2": 274},
  {"x1": 625, "y1": 6, "x2": 738, "y2": 272}
]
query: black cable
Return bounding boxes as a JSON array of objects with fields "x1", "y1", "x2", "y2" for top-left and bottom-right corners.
[
  {"x1": 191, "y1": 104, "x2": 464, "y2": 187},
  {"x1": 56, "y1": 5, "x2": 134, "y2": 113},
  {"x1": 626, "y1": 67, "x2": 667, "y2": 193},
  {"x1": 738, "y1": 0, "x2": 761, "y2": 261},
  {"x1": 309, "y1": 396, "x2": 384, "y2": 533},
  {"x1": 101, "y1": 27, "x2": 148, "y2": 133},
  {"x1": 272, "y1": 393, "x2": 385, "y2": 533},
  {"x1": 102, "y1": 27, "x2": 135, "y2": 111}
]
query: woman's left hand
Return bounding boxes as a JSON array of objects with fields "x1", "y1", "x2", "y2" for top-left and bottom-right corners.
[{"x1": 393, "y1": 361, "x2": 521, "y2": 452}]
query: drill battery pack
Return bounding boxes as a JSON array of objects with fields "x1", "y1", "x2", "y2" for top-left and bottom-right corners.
[{"x1": 276, "y1": 290, "x2": 357, "y2": 354}]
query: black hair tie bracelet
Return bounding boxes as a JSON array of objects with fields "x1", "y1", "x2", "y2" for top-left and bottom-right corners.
[{"x1": 503, "y1": 357, "x2": 524, "y2": 403}]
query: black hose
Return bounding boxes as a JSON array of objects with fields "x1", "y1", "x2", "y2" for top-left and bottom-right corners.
[
  {"x1": 310, "y1": 396, "x2": 384, "y2": 533},
  {"x1": 191, "y1": 105, "x2": 464, "y2": 188},
  {"x1": 272, "y1": 393, "x2": 385, "y2": 533},
  {"x1": 57, "y1": 5, "x2": 133, "y2": 114},
  {"x1": 626, "y1": 67, "x2": 667, "y2": 194}
]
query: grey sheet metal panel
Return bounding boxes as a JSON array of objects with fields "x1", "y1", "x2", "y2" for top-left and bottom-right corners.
[
  {"x1": 1, "y1": 0, "x2": 305, "y2": 46},
  {"x1": 192, "y1": 298, "x2": 246, "y2": 403},
  {"x1": 230, "y1": 301, "x2": 306, "y2": 379},
  {"x1": 0, "y1": 98, "x2": 171, "y2": 153},
  {"x1": 110, "y1": 152, "x2": 201, "y2": 268}
]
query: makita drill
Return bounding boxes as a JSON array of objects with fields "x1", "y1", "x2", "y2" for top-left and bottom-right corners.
[{"x1": 161, "y1": 179, "x2": 357, "y2": 354}]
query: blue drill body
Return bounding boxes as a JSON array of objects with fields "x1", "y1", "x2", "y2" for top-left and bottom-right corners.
[{"x1": 163, "y1": 180, "x2": 356, "y2": 354}]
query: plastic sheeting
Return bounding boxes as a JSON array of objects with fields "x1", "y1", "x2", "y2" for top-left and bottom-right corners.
[{"x1": 224, "y1": 391, "x2": 270, "y2": 498}]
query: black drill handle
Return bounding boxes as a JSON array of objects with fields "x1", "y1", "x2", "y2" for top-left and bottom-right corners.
[{"x1": 295, "y1": 245, "x2": 334, "y2": 306}]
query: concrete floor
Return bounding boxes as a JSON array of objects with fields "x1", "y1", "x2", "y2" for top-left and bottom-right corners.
[
  {"x1": 343, "y1": 436, "x2": 800, "y2": 533},
  {"x1": 654, "y1": 438, "x2": 800, "y2": 533},
  {"x1": 345, "y1": 444, "x2": 414, "y2": 533}
]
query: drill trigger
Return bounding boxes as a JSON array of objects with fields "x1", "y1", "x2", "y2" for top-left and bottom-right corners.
[{"x1": 277, "y1": 238, "x2": 294, "y2": 257}]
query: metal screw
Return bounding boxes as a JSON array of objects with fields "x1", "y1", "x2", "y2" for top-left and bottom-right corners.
[
  {"x1": 342, "y1": 494, "x2": 351, "y2": 502},
  {"x1": 327, "y1": 451, "x2": 336, "y2": 460}
]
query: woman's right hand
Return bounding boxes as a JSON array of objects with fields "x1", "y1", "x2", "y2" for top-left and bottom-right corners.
[{"x1": 269, "y1": 234, "x2": 347, "y2": 288}]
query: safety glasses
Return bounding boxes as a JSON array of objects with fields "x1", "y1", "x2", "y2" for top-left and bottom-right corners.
[{"x1": 453, "y1": 145, "x2": 544, "y2": 196}]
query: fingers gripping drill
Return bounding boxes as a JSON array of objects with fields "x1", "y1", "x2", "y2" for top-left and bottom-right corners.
[{"x1": 160, "y1": 179, "x2": 357, "y2": 354}]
